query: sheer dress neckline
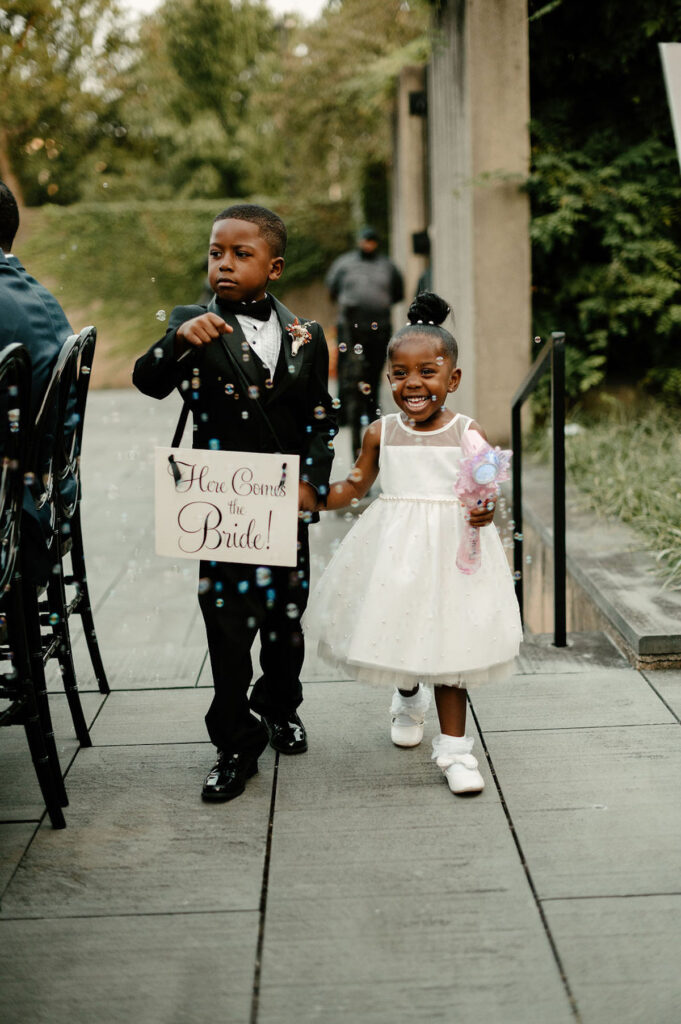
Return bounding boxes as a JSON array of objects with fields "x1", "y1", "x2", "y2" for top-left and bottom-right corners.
[{"x1": 394, "y1": 411, "x2": 462, "y2": 436}]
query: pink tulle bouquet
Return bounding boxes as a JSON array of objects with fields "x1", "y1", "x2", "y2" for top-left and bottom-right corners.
[{"x1": 453, "y1": 430, "x2": 512, "y2": 574}]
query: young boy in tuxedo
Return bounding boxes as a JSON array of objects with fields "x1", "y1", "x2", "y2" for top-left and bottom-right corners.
[{"x1": 133, "y1": 204, "x2": 337, "y2": 801}]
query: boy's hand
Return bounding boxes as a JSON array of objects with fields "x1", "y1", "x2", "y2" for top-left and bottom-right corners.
[
  {"x1": 175, "y1": 313, "x2": 233, "y2": 352},
  {"x1": 467, "y1": 500, "x2": 496, "y2": 528},
  {"x1": 298, "y1": 481, "x2": 317, "y2": 513}
]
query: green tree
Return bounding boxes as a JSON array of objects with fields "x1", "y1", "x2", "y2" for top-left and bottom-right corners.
[
  {"x1": 97, "y1": 0, "x2": 278, "y2": 201},
  {"x1": 0, "y1": 0, "x2": 129, "y2": 205},
  {"x1": 528, "y1": 0, "x2": 681, "y2": 398},
  {"x1": 243, "y1": 0, "x2": 429, "y2": 218}
]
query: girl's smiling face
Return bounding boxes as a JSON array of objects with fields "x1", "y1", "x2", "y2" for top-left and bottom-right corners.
[{"x1": 388, "y1": 333, "x2": 461, "y2": 429}]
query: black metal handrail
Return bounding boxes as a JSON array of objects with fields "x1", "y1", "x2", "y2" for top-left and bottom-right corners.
[{"x1": 511, "y1": 331, "x2": 566, "y2": 647}]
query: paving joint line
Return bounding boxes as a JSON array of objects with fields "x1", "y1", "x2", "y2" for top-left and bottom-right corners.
[
  {"x1": 468, "y1": 697, "x2": 582, "y2": 1023},
  {"x1": 640, "y1": 675, "x2": 681, "y2": 726},
  {"x1": 250, "y1": 751, "x2": 279, "y2": 1024},
  {"x1": 484, "y1": 721, "x2": 674, "y2": 733},
  {"x1": 0, "y1": 907, "x2": 259, "y2": 922},
  {"x1": 540, "y1": 891, "x2": 681, "y2": 902}
]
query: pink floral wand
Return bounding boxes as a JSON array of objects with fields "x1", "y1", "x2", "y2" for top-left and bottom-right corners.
[{"x1": 453, "y1": 430, "x2": 512, "y2": 574}]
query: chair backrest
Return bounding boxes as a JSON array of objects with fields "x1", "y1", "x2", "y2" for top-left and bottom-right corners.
[
  {"x1": 0, "y1": 344, "x2": 31, "y2": 591},
  {"x1": 28, "y1": 326, "x2": 97, "y2": 523},
  {"x1": 57, "y1": 325, "x2": 96, "y2": 520}
]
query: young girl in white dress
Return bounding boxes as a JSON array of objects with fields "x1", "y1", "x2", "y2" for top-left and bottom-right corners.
[{"x1": 306, "y1": 292, "x2": 522, "y2": 795}]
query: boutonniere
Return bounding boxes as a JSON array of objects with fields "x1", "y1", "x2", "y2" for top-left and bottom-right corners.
[{"x1": 286, "y1": 318, "x2": 314, "y2": 356}]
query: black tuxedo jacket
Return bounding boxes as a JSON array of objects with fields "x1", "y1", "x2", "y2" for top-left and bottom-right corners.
[{"x1": 133, "y1": 295, "x2": 337, "y2": 501}]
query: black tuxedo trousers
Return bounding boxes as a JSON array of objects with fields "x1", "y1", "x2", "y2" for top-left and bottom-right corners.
[{"x1": 199, "y1": 526, "x2": 309, "y2": 756}]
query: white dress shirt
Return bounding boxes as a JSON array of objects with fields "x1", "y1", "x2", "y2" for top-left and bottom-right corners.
[{"x1": 236, "y1": 306, "x2": 282, "y2": 378}]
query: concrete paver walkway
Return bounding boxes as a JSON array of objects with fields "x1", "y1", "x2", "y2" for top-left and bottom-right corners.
[{"x1": 1, "y1": 390, "x2": 680, "y2": 1023}]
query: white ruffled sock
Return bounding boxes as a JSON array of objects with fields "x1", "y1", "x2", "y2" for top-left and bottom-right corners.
[
  {"x1": 431, "y1": 733, "x2": 474, "y2": 767},
  {"x1": 391, "y1": 683, "x2": 431, "y2": 716}
]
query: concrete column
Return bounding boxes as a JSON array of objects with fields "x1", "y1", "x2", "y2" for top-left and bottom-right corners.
[
  {"x1": 428, "y1": 0, "x2": 531, "y2": 443},
  {"x1": 391, "y1": 66, "x2": 429, "y2": 329}
]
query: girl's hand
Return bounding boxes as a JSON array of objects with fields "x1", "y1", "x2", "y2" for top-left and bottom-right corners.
[{"x1": 467, "y1": 500, "x2": 496, "y2": 527}]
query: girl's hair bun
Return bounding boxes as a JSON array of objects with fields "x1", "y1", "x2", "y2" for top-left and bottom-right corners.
[{"x1": 407, "y1": 292, "x2": 451, "y2": 327}]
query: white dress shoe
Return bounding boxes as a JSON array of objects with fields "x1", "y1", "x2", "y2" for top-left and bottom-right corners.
[
  {"x1": 441, "y1": 754, "x2": 485, "y2": 794},
  {"x1": 432, "y1": 733, "x2": 484, "y2": 794},
  {"x1": 390, "y1": 684, "x2": 431, "y2": 747}
]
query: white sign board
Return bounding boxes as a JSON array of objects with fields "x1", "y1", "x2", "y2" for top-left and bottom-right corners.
[
  {"x1": 660, "y1": 43, "x2": 681, "y2": 173},
  {"x1": 155, "y1": 447, "x2": 300, "y2": 566}
]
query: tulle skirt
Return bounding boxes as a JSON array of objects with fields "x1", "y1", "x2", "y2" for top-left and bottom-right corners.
[{"x1": 305, "y1": 496, "x2": 522, "y2": 689}]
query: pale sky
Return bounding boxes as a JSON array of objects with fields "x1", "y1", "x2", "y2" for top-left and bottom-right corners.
[{"x1": 122, "y1": 0, "x2": 327, "y2": 20}]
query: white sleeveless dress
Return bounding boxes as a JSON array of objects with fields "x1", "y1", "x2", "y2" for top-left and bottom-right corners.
[{"x1": 305, "y1": 413, "x2": 522, "y2": 688}]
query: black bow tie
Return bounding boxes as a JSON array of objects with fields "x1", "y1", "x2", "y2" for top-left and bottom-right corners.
[{"x1": 216, "y1": 295, "x2": 273, "y2": 322}]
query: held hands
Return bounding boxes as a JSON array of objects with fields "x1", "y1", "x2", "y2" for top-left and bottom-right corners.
[
  {"x1": 298, "y1": 481, "x2": 317, "y2": 514},
  {"x1": 176, "y1": 313, "x2": 233, "y2": 352}
]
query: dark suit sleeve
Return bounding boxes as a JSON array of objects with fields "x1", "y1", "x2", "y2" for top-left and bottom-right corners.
[
  {"x1": 132, "y1": 305, "x2": 205, "y2": 399},
  {"x1": 298, "y1": 324, "x2": 338, "y2": 503}
]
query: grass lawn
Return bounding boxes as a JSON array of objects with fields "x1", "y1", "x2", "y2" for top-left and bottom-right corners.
[{"x1": 533, "y1": 400, "x2": 681, "y2": 589}]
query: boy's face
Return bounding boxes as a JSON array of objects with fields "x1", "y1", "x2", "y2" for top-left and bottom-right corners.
[{"x1": 208, "y1": 218, "x2": 284, "y2": 303}]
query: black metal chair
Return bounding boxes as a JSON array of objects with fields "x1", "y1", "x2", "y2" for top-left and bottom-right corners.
[
  {"x1": 25, "y1": 326, "x2": 109, "y2": 747},
  {"x1": 52, "y1": 326, "x2": 110, "y2": 697},
  {"x1": 0, "y1": 343, "x2": 66, "y2": 829}
]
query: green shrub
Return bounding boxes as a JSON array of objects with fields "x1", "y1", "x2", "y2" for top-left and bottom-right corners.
[{"x1": 531, "y1": 401, "x2": 681, "y2": 588}]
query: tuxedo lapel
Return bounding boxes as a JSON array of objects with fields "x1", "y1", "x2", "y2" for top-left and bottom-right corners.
[
  {"x1": 207, "y1": 295, "x2": 265, "y2": 390},
  {"x1": 269, "y1": 296, "x2": 304, "y2": 400}
]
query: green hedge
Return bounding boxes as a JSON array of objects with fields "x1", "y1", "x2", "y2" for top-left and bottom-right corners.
[{"x1": 20, "y1": 197, "x2": 354, "y2": 359}]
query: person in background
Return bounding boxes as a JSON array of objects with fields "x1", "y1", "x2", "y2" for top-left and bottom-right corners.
[{"x1": 326, "y1": 227, "x2": 403, "y2": 458}]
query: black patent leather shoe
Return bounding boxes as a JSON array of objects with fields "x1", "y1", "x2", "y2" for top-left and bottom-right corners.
[
  {"x1": 261, "y1": 712, "x2": 308, "y2": 754},
  {"x1": 201, "y1": 751, "x2": 258, "y2": 802}
]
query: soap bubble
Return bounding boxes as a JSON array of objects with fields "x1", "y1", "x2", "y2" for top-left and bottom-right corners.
[
  {"x1": 285, "y1": 603, "x2": 299, "y2": 619},
  {"x1": 265, "y1": 378, "x2": 274, "y2": 389},
  {"x1": 241, "y1": 341, "x2": 249, "y2": 352},
  {"x1": 370, "y1": 322, "x2": 378, "y2": 331},
  {"x1": 514, "y1": 532, "x2": 523, "y2": 541},
  {"x1": 237, "y1": 580, "x2": 249, "y2": 594},
  {"x1": 48, "y1": 612, "x2": 60, "y2": 625},
  {"x1": 198, "y1": 578, "x2": 212, "y2": 595},
  {"x1": 208, "y1": 438, "x2": 220, "y2": 450},
  {"x1": 331, "y1": 397, "x2": 341, "y2": 409},
  {"x1": 225, "y1": 383, "x2": 235, "y2": 395},
  {"x1": 191, "y1": 377, "x2": 200, "y2": 389},
  {"x1": 353, "y1": 343, "x2": 363, "y2": 356},
  {"x1": 512, "y1": 571, "x2": 522, "y2": 581},
  {"x1": 338, "y1": 342, "x2": 347, "y2": 353},
  {"x1": 241, "y1": 411, "x2": 249, "y2": 420},
  {"x1": 248, "y1": 385, "x2": 260, "y2": 399},
  {"x1": 153, "y1": 347, "x2": 164, "y2": 361},
  {"x1": 350, "y1": 497, "x2": 359, "y2": 507},
  {"x1": 155, "y1": 310, "x2": 167, "y2": 322},
  {"x1": 255, "y1": 567, "x2": 272, "y2": 587},
  {"x1": 215, "y1": 597, "x2": 225, "y2": 608},
  {"x1": 534, "y1": 336, "x2": 542, "y2": 345},
  {"x1": 313, "y1": 405, "x2": 326, "y2": 419},
  {"x1": 358, "y1": 381, "x2": 371, "y2": 395}
]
